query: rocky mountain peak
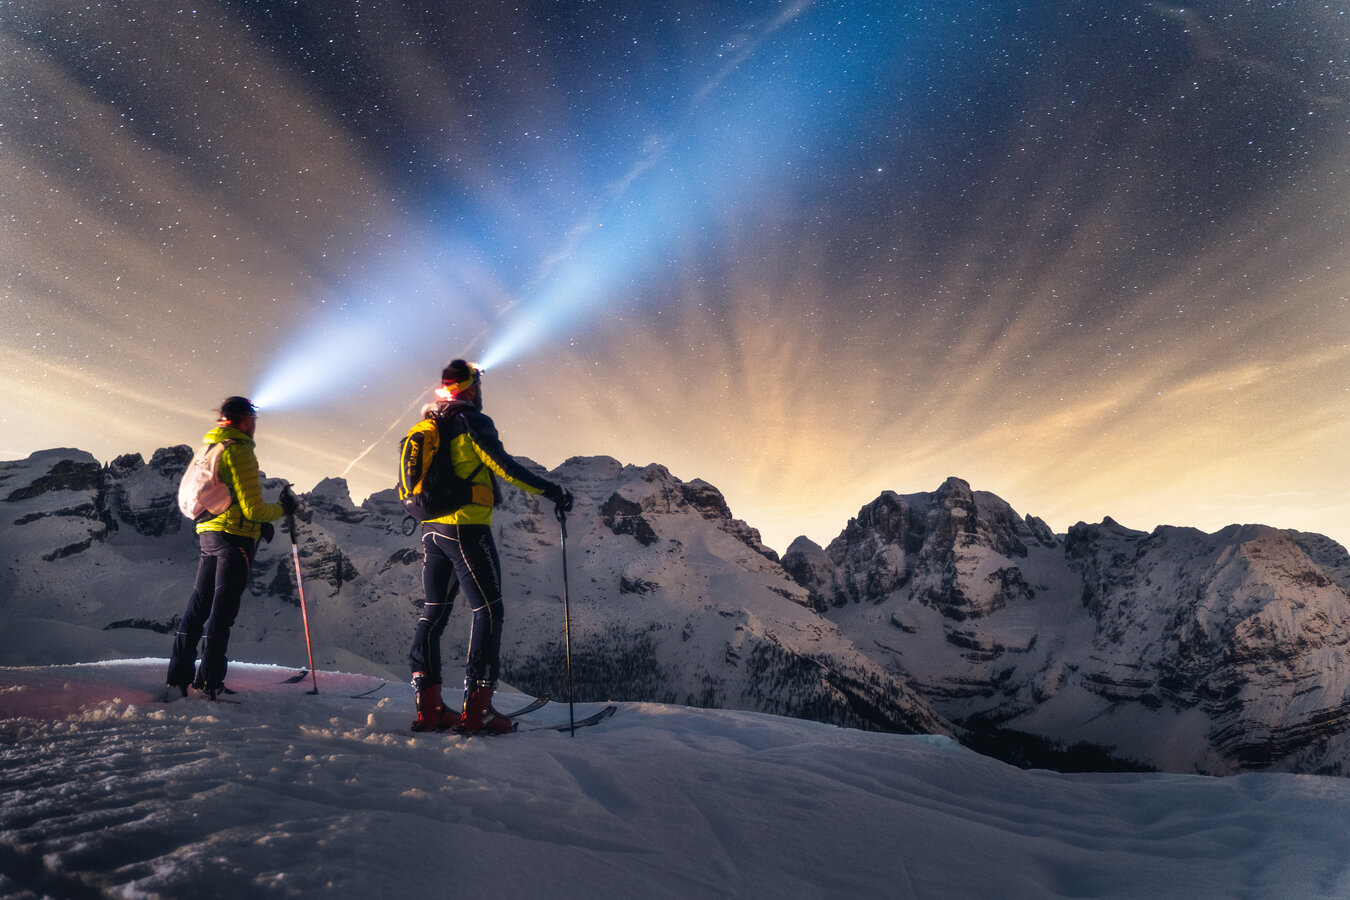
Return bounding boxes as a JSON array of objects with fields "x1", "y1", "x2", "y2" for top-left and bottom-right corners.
[
  {"x1": 2, "y1": 449, "x2": 103, "y2": 501},
  {"x1": 785, "y1": 477, "x2": 1051, "y2": 615},
  {"x1": 306, "y1": 477, "x2": 369, "y2": 524},
  {"x1": 105, "y1": 445, "x2": 192, "y2": 538}
]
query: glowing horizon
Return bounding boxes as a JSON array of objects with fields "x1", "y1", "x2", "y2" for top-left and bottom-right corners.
[{"x1": 3, "y1": 1, "x2": 1348, "y2": 555}]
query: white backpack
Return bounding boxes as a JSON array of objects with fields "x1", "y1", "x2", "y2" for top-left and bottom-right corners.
[{"x1": 178, "y1": 441, "x2": 234, "y2": 520}]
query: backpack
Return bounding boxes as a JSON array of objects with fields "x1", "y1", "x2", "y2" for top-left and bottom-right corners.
[
  {"x1": 178, "y1": 441, "x2": 234, "y2": 521},
  {"x1": 398, "y1": 409, "x2": 493, "y2": 522}
]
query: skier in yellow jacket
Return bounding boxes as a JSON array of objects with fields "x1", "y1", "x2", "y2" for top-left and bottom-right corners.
[
  {"x1": 399, "y1": 360, "x2": 571, "y2": 734},
  {"x1": 166, "y1": 396, "x2": 295, "y2": 699}
]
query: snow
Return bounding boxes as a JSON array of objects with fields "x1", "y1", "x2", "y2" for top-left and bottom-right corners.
[{"x1": 4, "y1": 660, "x2": 1350, "y2": 899}]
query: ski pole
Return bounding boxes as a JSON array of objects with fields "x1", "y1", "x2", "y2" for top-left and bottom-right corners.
[
  {"x1": 556, "y1": 503, "x2": 576, "y2": 736},
  {"x1": 284, "y1": 491, "x2": 319, "y2": 695}
]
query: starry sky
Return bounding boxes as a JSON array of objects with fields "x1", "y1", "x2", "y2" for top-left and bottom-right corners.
[{"x1": 4, "y1": 1, "x2": 1348, "y2": 555}]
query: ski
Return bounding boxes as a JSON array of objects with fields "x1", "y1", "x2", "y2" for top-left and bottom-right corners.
[
  {"x1": 349, "y1": 682, "x2": 386, "y2": 699},
  {"x1": 439, "y1": 695, "x2": 551, "y2": 737},
  {"x1": 517, "y1": 704, "x2": 617, "y2": 733},
  {"x1": 413, "y1": 704, "x2": 614, "y2": 737},
  {"x1": 281, "y1": 670, "x2": 310, "y2": 684},
  {"x1": 489, "y1": 694, "x2": 550, "y2": 719}
]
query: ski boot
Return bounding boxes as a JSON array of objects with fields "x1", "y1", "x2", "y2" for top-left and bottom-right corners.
[
  {"x1": 192, "y1": 680, "x2": 232, "y2": 701},
  {"x1": 459, "y1": 680, "x2": 514, "y2": 735},
  {"x1": 410, "y1": 673, "x2": 460, "y2": 732}
]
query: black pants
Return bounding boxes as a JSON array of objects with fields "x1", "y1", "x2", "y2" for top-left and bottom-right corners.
[
  {"x1": 410, "y1": 524, "x2": 504, "y2": 687},
  {"x1": 167, "y1": 531, "x2": 255, "y2": 690}
]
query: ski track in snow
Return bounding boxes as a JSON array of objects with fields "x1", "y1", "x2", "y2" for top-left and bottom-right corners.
[{"x1": 2, "y1": 660, "x2": 1350, "y2": 899}]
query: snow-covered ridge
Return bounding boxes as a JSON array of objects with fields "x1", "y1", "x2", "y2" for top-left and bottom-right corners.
[
  {"x1": 785, "y1": 477, "x2": 1350, "y2": 776},
  {"x1": 3, "y1": 448, "x2": 1349, "y2": 776},
  {"x1": 5, "y1": 660, "x2": 1349, "y2": 899}
]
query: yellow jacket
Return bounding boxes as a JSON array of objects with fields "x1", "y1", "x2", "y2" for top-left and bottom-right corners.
[
  {"x1": 400, "y1": 401, "x2": 555, "y2": 527},
  {"x1": 195, "y1": 425, "x2": 284, "y2": 539}
]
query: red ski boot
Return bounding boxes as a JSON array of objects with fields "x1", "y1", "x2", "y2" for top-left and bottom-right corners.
[
  {"x1": 410, "y1": 674, "x2": 461, "y2": 732},
  {"x1": 459, "y1": 681, "x2": 514, "y2": 735}
]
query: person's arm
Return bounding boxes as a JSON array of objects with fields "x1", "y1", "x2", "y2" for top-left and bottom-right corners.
[
  {"x1": 224, "y1": 443, "x2": 284, "y2": 523},
  {"x1": 462, "y1": 412, "x2": 556, "y2": 496}
]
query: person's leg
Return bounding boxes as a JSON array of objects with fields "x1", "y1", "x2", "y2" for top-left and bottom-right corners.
[
  {"x1": 166, "y1": 535, "x2": 220, "y2": 688},
  {"x1": 450, "y1": 525, "x2": 504, "y2": 687},
  {"x1": 409, "y1": 529, "x2": 462, "y2": 730},
  {"x1": 196, "y1": 533, "x2": 253, "y2": 692},
  {"x1": 409, "y1": 530, "x2": 460, "y2": 683},
  {"x1": 449, "y1": 525, "x2": 509, "y2": 734}
]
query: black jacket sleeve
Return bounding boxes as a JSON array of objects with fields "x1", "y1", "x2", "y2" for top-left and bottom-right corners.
[{"x1": 460, "y1": 409, "x2": 556, "y2": 496}]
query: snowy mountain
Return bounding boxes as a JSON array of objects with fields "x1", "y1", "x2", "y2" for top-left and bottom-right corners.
[
  {"x1": 783, "y1": 477, "x2": 1350, "y2": 776},
  {"x1": 0, "y1": 447, "x2": 949, "y2": 740},
  {"x1": 4, "y1": 448, "x2": 1350, "y2": 777}
]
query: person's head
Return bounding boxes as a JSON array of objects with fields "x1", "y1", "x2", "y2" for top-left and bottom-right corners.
[
  {"x1": 437, "y1": 359, "x2": 482, "y2": 409},
  {"x1": 218, "y1": 396, "x2": 258, "y2": 437}
]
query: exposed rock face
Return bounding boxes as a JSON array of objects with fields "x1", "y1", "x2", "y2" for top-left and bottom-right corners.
[
  {"x1": 2, "y1": 445, "x2": 191, "y2": 549},
  {"x1": 601, "y1": 493, "x2": 659, "y2": 546},
  {"x1": 786, "y1": 482, "x2": 1350, "y2": 776},
  {"x1": 3, "y1": 452, "x2": 105, "y2": 500},
  {"x1": 106, "y1": 446, "x2": 193, "y2": 538},
  {"x1": 792, "y1": 477, "x2": 1057, "y2": 621},
  {"x1": 1, "y1": 450, "x2": 113, "y2": 562},
  {"x1": 781, "y1": 537, "x2": 832, "y2": 612},
  {"x1": 1064, "y1": 522, "x2": 1350, "y2": 772},
  {"x1": 607, "y1": 464, "x2": 778, "y2": 561},
  {"x1": 305, "y1": 477, "x2": 369, "y2": 525}
]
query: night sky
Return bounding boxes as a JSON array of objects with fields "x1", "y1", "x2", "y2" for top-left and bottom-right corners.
[{"x1": 4, "y1": 1, "x2": 1348, "y2": 554}]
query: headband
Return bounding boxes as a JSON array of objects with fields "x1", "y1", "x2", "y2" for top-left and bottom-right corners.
[{"x1": 436, "y1": 366, "x2": 480, "y2": 400}]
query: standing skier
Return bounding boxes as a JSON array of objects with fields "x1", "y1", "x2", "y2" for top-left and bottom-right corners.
[
  {"x1": 399, "y1": 360, "x2": 572, "y2": 734},
  {"x1": 166, "y1": 396, "x2": 296, "y2": 699}
]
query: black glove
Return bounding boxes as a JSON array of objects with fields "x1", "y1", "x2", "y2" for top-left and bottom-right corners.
[
  {"x1": 279, "y1": 486, "x2": 297, "y2": 516},
  {"x1": 544, "y1": 484, "x2": 573, "y2": 513},
  {"x1": 259, "y1": 522, "x2": 275, "y2": 544}
]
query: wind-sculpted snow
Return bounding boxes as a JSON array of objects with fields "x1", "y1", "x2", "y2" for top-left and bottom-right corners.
[{"x1": 3, "y1": 661, "x2": 1350, "y2": 899}]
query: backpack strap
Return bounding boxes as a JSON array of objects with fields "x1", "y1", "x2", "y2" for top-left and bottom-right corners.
[
  {"x1": 435, "y1": 409, "x2": 491, "y2": 506},
  {"x1": 399, "y1": 407, "x2": 495, "y2": 521}
]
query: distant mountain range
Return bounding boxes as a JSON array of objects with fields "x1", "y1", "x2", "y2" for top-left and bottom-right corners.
[{"x1": 4, "y1": 446, "x2": 1349, "y2": 777}]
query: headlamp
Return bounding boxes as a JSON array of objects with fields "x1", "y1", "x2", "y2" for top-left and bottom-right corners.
[{"x1": 436, "y1": 363, "x2": 482, "y2": 400}]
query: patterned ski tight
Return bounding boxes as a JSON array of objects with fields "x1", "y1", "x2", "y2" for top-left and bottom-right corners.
[{"x1": 409, "y1": 524, "x2": 504, "y2": 687}]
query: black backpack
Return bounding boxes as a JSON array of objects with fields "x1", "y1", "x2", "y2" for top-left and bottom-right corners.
[{"x1": 398, "y1": 408, "x2": 492, "y2": 521}]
